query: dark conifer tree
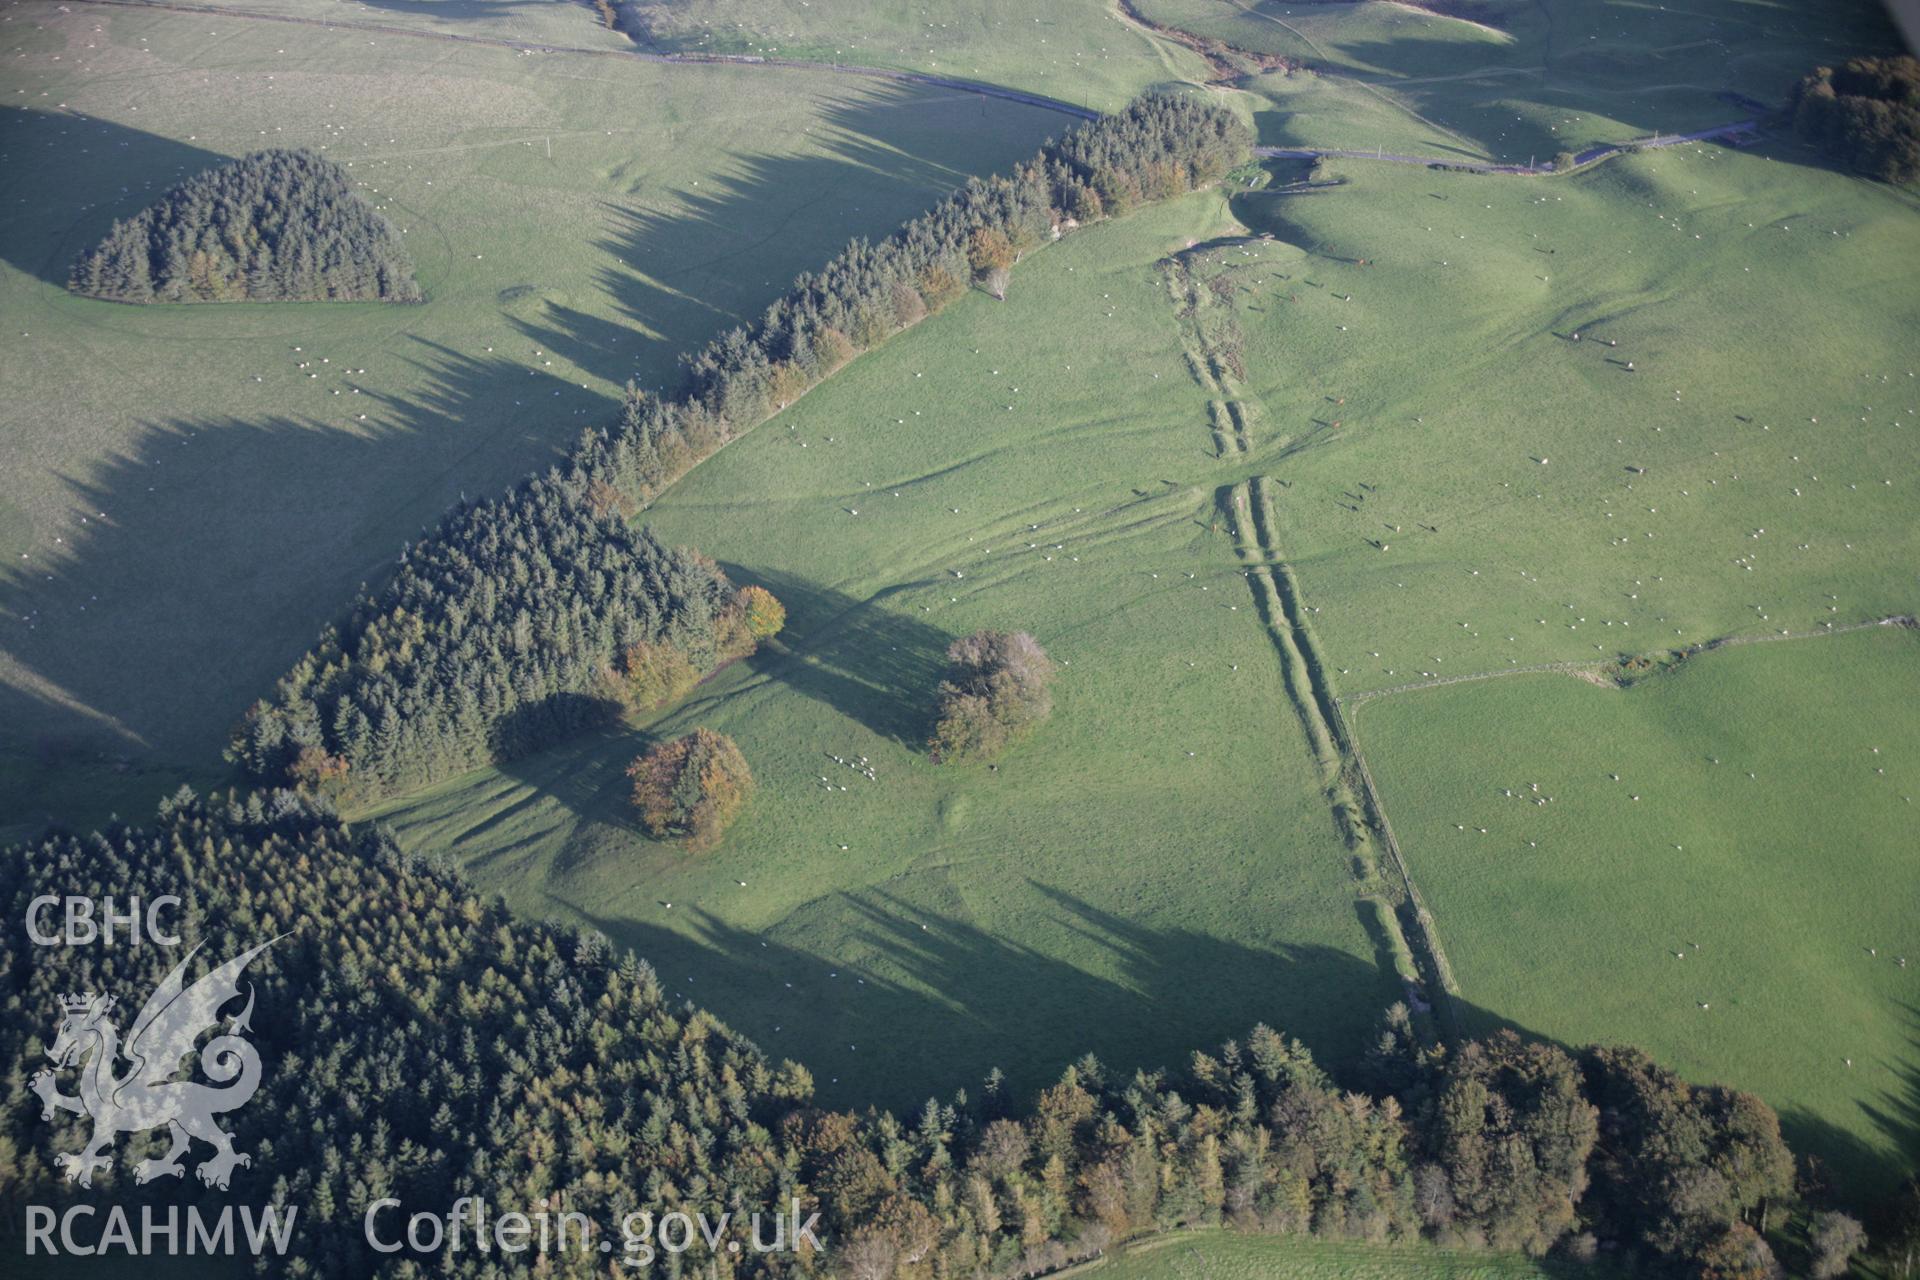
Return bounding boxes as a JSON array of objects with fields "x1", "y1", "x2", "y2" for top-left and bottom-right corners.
[
  {"x1": 70, "y1": 148, "x2": 422, "y2": 303},
  {"x1": 1791, "y1": 55, "x2": 1920, "y2": 184}
]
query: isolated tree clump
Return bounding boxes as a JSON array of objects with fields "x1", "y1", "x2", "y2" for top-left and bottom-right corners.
[
  {"x1": 1790, "y1": 55, "x2": 1920, "y2": 184},
  {"x1": 628, "y1": 728, "x2": 753, "y2": 850},
  {"x1": 930, "y1": 629, "x2": 1056, "y2": 763},
  {"x1": 69, "y1": 147, "x2": 422, "y2": 303}
]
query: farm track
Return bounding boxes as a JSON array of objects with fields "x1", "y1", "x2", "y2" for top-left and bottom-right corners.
[
  {"x1": 1255, "y1": 117, "x2": 1760, "y2": 175},
  {"x1": 1228, "y1": 476, "x2": 1461, "y2": 1035},
  {"x1": 1340, "y1": 614, "x2": 1918, "y2": 712},
  {"x1": 67, "y1": 0, "x2": 1761, "y2": 177}
]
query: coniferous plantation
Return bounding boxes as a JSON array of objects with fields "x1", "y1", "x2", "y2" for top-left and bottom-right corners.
[
  {"x1": 68, "y1": 148, "x2": 422, "y2": 304},
  {"x1": 236, "y1": 94, "x2": 1252, "y2": 801},
  {"x1": 230, "y1": 479, "x2": 742, "y2": 803},
  {"x1": 1791, "y1": 55, "x2": 1920, "y2": 184},
  {"x1": 0, "y1": 792, "x2": 1860, "y2": 1279}
]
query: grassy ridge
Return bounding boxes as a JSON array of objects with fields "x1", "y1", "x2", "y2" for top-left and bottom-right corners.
[
  {"x1": 97, "y1": 0, "x2": 643, "y2": 48},
  {"x1": 1216, "y1": 142, "x2": 1920, "y2": 706}
]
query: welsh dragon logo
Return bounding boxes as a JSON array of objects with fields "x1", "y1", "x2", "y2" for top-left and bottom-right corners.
[{"x1": 29, "y1": 938, "x2": 279, "y2": 1190}]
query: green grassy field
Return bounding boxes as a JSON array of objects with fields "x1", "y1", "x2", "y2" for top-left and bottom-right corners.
[
  {"x1": 620, "y1": 0, "x2": 1211, "y2": 112},
  {"x1": 182, "y1": 0, "x2": 639, "y2": 48},
  {"x1": 0, "y1": 0, "x2": 1067, "y2": 836},
  {"x1": 1135, "y1": 0, "x2": 1905, "y2": 159},
  {"x1": 1210, "y1": 142, "x2": 1920, "y2": 705},
  {"x1": 1157, "y1": 136, "x2": 1920, "y2": 1193},
  {"x1": 1089, "y1": 1231, "x2": 1626, "y2": 1280},
  {"x1": 1359, "y1": 626, "x2": 1920, "y2": 1199},
  {"x1": 370, "y1": 192, "x2": 1404, "y2": 1114}
]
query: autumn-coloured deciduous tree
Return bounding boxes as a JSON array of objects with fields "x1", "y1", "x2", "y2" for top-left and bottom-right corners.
[
  {"x1": 968, "y1": 227, "x2": 1016, "y2": 299},
  {"x1": 716, "y1": 585, "x2": 787, "y2": 663},
  {"x1": 620, "y1": 639, "x2": 699, "y2": 713},
  {"x1": 930, "y1": 629, "x2": 1056, "y2": 763},
  {"x1": 1695, "y1": 1223, "x2": 1779, "y2": 1280},
  {"x1": 287, "y1": 745, "x2": 350, "y2": 791},
  {"x1": 628, "y1": 728, "x2": 753, "y2": 850},
  {"x1": 737, "y1": 586, "x2": 786, "y2": 640}
]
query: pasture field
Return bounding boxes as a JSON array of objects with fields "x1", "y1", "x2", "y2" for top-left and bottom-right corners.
[
  {"x1": 1163, "y1": 138, "x2": 1920, "y2": 1191},
  {"x1": 0, "y1": 0, "x2": 1066, "y2": 835},
  {"x1": 1210, "y1": 140, "x2": 1920, "y2": 706},
  {"x1": 6, "y1": 0, "x2": 1915, "y2": 1228},
  {"x1": 370, "y1": 191, "x2": 1405, "y2": 1114},
  {"x1": 168, "y1": 0, "x2": 640, "y2": 48},
  {"x1": 373, "y1": 126, "x2": 1920, "y2": 1125},
  {"x1": 620, "y1": 0, "x2": 1211, "y2": 112},
  {"x1": 1356, "y1": 625, "x2": 1920, "y2": 1198},
  {"x1": 1136, "y1": 0, "x2": 1906, "y2": 159},
  {"x1": 1091, "y1": 1231, "x2": 1628, "y2": 1280}
]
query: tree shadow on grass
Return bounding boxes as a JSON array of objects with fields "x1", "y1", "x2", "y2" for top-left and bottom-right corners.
[
  {"x1": 0, "y1": 80, "x2": 1053, "y2": 789},
  {"x1": 566, "y1": 878, "x2": 1412, "y2": 1117},
  {"x1": 0, "y1": 339, "x2": 607, "y2": 789},
  {"x1": 719, "y1": 564, "x2": 955, "y2": 748},
  {"x1": 1773, "y1": 1004, "x2": 1920, "y2": 1205},
  {"x1": 0, "y1": 107, "x2": 231, "y2": 290},
  {"x1": 519, "y1": 82, "x2": 1060, "y2": 392},
  {"x1": 345, "y1": 0, "x2": 593, "y2": 29}
]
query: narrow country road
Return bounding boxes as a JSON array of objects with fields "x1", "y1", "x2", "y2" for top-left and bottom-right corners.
[
  {"x1": 1255, "y1": 118, "x2": 1760, "y2": 175},
  {"x1": 1340, "y1": 615, "x2": 1916, "y2": 713}
]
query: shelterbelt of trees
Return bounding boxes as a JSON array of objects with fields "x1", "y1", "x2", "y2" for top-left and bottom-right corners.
[
  {"x1": 574, "y1": 93, "x2": 1252, "y2": 506},
  {"x1": 231, "y1": 94, "x2": 1254, "y2": 803},
  {"x1": 3, "y1": 792, "x2": 1892, "y2": 1279},
  {"x1": 69, "y1": 148, "x2": 422, "y2": 304}
]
